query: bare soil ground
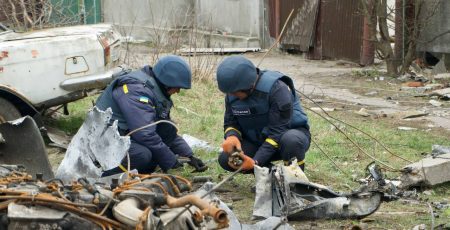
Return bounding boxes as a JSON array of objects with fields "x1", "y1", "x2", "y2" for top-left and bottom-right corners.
[{"x1": 245, "y1": 52, "x2": 450, "y2": 133}]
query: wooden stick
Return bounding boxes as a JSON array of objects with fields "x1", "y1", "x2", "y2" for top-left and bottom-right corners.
[{"x1": 257, "y1": 8, "x2": 295, "y2": 67}]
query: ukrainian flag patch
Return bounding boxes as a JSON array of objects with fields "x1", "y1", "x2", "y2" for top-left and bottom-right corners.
[{"x1": 139, "y1": 96, "x2": 149, "y2": 103}]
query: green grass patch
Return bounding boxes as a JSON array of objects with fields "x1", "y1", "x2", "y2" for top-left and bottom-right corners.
[
  {"x1": 306, "y1": 110, "x2": 450, "y2": 189},
  {"x1": 351, "y1": 68, "x2": 383, "y2": 78},
  {"x1": 46, "y1": 95, "x2": 97, "y2": 135}
]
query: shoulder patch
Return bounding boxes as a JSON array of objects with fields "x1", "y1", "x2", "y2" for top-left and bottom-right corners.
[{"x1": 139, "y1": 96, "x2": 149, "y2": 103}]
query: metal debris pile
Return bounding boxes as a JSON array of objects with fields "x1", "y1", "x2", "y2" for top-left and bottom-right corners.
[{"x1": 0, "y1": 165, "x2": 229, "y2": 229}]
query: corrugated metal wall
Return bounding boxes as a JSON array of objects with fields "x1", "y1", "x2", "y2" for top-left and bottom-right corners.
[
  {"x1": 271, "y1": 0, "x2": 372, "y2": 64},
  {"x1": 311, "y1": 0, "x2": 365, "y2": 62},
  {"x1": 281, "y1": 0, "x2": 319, "y2": 51}
]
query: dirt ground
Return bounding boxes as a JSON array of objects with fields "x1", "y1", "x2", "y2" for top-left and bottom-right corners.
[
  {"x1": 47, "y1": 49, "x2": 450, "y2": 229},
  {"x1": 245, "y1": 52, "x2": 450, "y2": 133}
]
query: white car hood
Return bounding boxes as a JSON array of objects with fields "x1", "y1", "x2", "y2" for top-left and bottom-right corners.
[{"x1": 1, "y1": 24, "x2": 115, "y2": 42}]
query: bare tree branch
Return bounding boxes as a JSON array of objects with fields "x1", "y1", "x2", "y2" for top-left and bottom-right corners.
[{"x1": 7, "y1": 0, "x2": 22, "y2": 29}]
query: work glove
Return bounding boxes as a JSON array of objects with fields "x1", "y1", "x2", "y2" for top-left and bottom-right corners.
[
  {"x1": 188, "y1": 156, "x2": 208, "y2": 172},
  {"x1": 228, "y1": 152, "x2": 255, "y2": 171},
  {"x1": 222, "y1": 136, "x2": 242, "y2": 154}
]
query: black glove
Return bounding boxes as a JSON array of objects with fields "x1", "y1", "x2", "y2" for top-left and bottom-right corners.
[{"x1": 188, "y1": 156, "x2": 207, "y2": 172}]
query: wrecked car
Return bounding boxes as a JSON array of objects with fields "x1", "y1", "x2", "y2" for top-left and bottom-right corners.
[{"x1": 0, "y1": 23, "x2": 122, "y2": 124}]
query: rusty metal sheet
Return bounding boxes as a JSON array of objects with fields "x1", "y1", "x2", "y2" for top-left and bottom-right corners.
[
  {"x1": 321, "y1": 0, "x2": 364, "y2": 62},
  {"x1": 281, "y1": 0, "x2": 320, "y2": 51},
  {"x1": 308, "y1": 0, "x2": 367, "y2": 64}
]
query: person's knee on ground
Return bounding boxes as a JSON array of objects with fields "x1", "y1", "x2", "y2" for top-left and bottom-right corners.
[{"x1": 279, "y1": 129, "x2": 310, "y2": 171}]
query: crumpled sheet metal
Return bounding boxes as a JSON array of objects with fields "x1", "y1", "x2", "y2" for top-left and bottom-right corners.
[
  {"x1": 252, "y1": 165, "x2": 272, "y2": 219},
  {"x1": 282, "y1": 163, "x2": 382, "y2": 220},
  {"x1": 253, "y1": 162, "x2": 382, "y2": 221},
  {"x1": 56, "y1": 107, "x2": 130, "y2": 183},
  {"x1": 0, "y1": 116, "x2": 54, "y2": 180}
]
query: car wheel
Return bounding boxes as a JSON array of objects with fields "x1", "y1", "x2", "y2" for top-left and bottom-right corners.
[{"x1": 0, "y1": 98, "x2": 21, "y2": 123}]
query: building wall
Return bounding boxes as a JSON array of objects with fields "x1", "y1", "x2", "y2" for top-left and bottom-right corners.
[
  {"x1": 417, "y1": 0, "x2": 450, "y2": 54},
  {"x1": 195, "y1": 0, "x2": 261, "y2": 37},
  {"x1": 101, "y1": 0, "x2": 266, "y2": 47},
  {"x1": 102, "y1": 0, "x2": 194, "y2": 29}
]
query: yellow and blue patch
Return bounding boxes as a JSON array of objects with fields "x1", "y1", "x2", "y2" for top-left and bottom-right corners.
[
  {"x1": 122, "y1": 84, "x2": 129, "y2": 94},
  {"x1": 139, "y1": 96, "x2": 149, "y2": 103}
]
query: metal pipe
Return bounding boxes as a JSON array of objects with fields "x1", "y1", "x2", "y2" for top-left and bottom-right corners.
[{"x1": 165, "y1": 194, "x2": 228, "y2": 225}]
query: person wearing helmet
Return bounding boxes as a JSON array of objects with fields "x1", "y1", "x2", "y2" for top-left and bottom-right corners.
[
  {"x1": 216, "y1": 55, "x2": 310, "y2": 172},
  {"x1": 96, "y1": 55, "x2": 206, "y2": 176}
]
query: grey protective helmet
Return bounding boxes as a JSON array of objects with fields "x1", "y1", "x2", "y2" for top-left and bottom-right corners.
[
  {"x1": 153, "y1": 55, "x2": 192, "y2": 89},
  {"x1": 216, "y1": 56, "x2": 257, "y2": 93}
]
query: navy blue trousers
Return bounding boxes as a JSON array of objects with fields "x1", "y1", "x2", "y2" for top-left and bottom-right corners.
[
  {"x1": 102, "y1": 124, "x2": 192, "y2": 176},
  {"x1": 218, "y1": 128, "x2": 310, "y2": 172}
]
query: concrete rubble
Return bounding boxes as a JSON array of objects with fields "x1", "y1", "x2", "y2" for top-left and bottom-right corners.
[{"x1": 400, "y1": 145, "x2": 450, "y2": 188}]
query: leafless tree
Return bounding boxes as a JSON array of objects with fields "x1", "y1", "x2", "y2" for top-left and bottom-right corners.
[
  {"x1": 361, "y1": 0, "x2": 442, "y2": 77},
  {"x1": 0, "y1": 0, "x2": 97, "y2": 31}
]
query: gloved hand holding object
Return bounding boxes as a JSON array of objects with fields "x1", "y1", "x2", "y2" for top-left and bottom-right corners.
[
  {"x1": 228, "y1": 152, "x2": 255, "y2": 171},
  {"x1": 222, "y1": 136, "x2": 241, "y2": 154}
]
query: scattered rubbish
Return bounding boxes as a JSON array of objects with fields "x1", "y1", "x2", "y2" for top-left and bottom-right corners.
[
  {"x1": 429, "y1": 99, "x2": 443, "y2": 107},
  {"x1": 183, "y1": 134, "x2": 220, "y2": 152},
  {"x1": 251, "y1": 161, "x2": 394, "y2": 221},
  {"x1": 310, "y1": 107, "x2": 336, "y2": 112},
  {"x1": 399, "y1": 111, "x2": 429, "y2": 119},
  {"x1": 411, "y1": 224, "x2": 427, "y2": 230},
  {"x1": 400, "y1": 152, "x2": 450, "y2": 188},
  {"x1": 431, "y1": 145, "x2": 450, "y2": 157},
  {"x1": 434, "y1": 73, "x2": 450, "y2": 80},
  {"x1": 365, "y1": 91, "x2": 378, "y2": 96},
  {"x1": 192, "y1": 176, "x2": 214, "y2": 183},
  {"x1": 429, "y1": 88, "x2": 450, "y2": 100},
  {"x1": 406, "y1": 82, "x2": 425, "y2": 87},
  {"x1": 0, "y1": 164, "x2": 232, "y2": 229},
  {"x1": 397, "y1": 127, "x2": 418, "y2": 131},
  {"x1": 45, "y1": 125, "x2": 71, "y2": 149},
  {"x1": 398, "y1": 73, "x2": 428, "y2": 83},
  {"x1": 400, "y1": 86, "x2": 433, "y2": 94},
  {"x1": 432, "y1": 201, "x2": 450, "y2": 210},
  {"x1": 431, "y1": 59, "x2": 448, "y2": 75},
  {"x1": 355, "y1": 108, "x2": 371, "y2": 117},
  {"x1": 178, "y1": 47, "x2": 261, "y2": 56},
  {"x1": 425, "y1": 84, "x2": 444, "y2": 90}
]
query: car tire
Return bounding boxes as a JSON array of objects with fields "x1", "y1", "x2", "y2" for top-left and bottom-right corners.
[{"x1": 0, "y1": 97, "x2": 21, "y2": 123}]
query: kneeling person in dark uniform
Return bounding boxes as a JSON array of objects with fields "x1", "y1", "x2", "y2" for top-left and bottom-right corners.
[
  {"x1": 96, "y1": 55, "x2": 206, "y2": 176},
  {"x1": 216, "y1": 56, "x2": 310, "y2": 172}
]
